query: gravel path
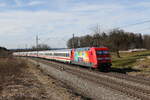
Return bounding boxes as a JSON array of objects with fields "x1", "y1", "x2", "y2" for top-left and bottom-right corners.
[
  {"x1": 27, "y1": 62, "x2": 84, "y2": 100},
  {"x1": 28, "y1": 58, "x2": 139, "y2": 100}
]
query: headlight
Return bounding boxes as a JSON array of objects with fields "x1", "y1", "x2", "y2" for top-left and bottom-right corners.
[
  {"x1": 105, "y1": 57, "x2": 110, "y2": 60},
  {"x1": 98, "y1": 58, "x2": 104, "y2": 60}
]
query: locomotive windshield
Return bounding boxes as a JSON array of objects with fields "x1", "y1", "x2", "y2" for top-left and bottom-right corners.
[{"x1": 96, "y1": 50, "x2": 109, "y2": 55}]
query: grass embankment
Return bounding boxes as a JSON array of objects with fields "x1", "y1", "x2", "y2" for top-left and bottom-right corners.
[{"x1": 111, "y1": 50, "x2": 150, "y2": 76}]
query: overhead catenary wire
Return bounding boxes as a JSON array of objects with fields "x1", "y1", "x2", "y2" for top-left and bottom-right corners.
[
  {"x1": 134, "y1": 27, "x2": 150, "y2": 32},
  {"x1": 117, "y1": 20, "x2": 150, "y2": 28}
]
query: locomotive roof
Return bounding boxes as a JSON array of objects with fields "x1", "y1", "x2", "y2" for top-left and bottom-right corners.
[
  {"x1": 74, "y1": 47, "x2": 107, "y2": 51},
  {"x1": 74, "y1": 47, "x2": 90, "y2": 51}
]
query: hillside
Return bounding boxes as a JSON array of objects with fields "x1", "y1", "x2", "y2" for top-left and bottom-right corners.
[{"x1": 0, "y1": 47, "x2": 10, "y2": 57}]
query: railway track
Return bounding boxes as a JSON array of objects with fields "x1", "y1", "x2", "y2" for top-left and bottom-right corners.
[
  {"x1": 60, "y1": 62, "x2": 150, "y2": 86},
  {"x1": 66, "y1": 70, "x2": 150, "y2": 100},
  {"x1": 48, "y1": 60, "x2": 150, "y2": 87},
  {"x1": 102, "y1": 72, "x2": 150, "y2": 86},
  {"x1": 32, "y1": 58, "x2": 150, "y2": 100}
]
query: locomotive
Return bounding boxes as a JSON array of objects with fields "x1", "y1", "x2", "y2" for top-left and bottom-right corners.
[{"x1": 13, "y1": 47, "x2": 111, "y2": 71}]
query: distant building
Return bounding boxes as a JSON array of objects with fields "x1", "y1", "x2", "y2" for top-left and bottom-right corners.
[
  {"x1": 128, "y1": 48, "x2": 147, "y2": 52},
  {"x1": 119, "y1": 48, "x2": 147, "y2": 53}
]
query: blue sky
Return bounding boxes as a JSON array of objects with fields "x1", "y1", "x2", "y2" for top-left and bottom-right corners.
[{"x1": 0, "y1": 0, "x2": 150, "y2": 49}]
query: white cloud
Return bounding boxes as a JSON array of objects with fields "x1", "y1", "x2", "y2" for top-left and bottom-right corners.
[
  {"x1": 28, "y1": 1, "x2": 44, "y2": 6},
  {"x1": 0, "y1": 3, "x2": 7, "y2": 7},
  {"x1": 0, "y1": 11, "x2": 77, "y2": 48},
  {"x1": 13, "y1": 0, "x2": 45, "y2": 7},
  {"x1": 0, "y1": 1, "x2": 150, "y2": 49},
  {"x1": 135, "y1": 2, "x2": 150, "y2": 8},
  {"x1": 14, "y1": 0, "x2": 22, "y2": 7},
  {"x1": 70, "y1": 3, "x2": 125, "y2": 12}
]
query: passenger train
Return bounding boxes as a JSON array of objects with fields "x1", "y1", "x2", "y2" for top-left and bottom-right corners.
[{"x1": 13, "y1": 47, "x2": 112, "y2": 71}]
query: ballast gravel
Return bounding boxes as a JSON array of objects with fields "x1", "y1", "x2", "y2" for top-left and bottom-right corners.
[{"x1": 29, "y1": 59, "x2": 139, "y2": 100}]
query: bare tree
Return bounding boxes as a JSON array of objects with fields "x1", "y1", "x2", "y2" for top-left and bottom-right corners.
[
  {"x1": 143, "y1": 35, "x2": 150, "y2": 49},
  {"x1": 67, "y1": 28, "x2": 150, "y2": 58}
]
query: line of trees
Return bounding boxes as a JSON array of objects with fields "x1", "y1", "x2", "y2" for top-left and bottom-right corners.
[
  {"x1": 67, "y1": 29, "x2": 150, "y2": 57},
  {"x1": 32, "y1": 44, "x2": 51, "y2": 51},
  {"x1": 12, "y1": 44, "x2": 51, "y2": 52}
]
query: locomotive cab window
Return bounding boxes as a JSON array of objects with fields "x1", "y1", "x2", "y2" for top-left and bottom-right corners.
[{"x1": 96, "y1": 50, "x2": 109, "y2": 55}]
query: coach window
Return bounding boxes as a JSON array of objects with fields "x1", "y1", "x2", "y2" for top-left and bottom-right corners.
[
  {"x1": 64, "y1": 53, "x2": 66, "y2": 57},
  {"x1": 66, "y1": 53, "x2": 69, "y2": 57}
]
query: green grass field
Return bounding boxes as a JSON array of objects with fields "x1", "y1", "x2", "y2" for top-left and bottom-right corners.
[{"x1": 111, "y1": 50, "x2": 150, "y2": 76}]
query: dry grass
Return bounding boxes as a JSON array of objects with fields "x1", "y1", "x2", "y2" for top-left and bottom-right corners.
[
  {"x1": 0, "y1": 57, "x2": 47, "y2": 100},
  {"x1": 0, "y1": 57, "x2": 26, "y2": 89},
  {"x1": 0, "y1": 57, "x2": 83, "y2": 100}
]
